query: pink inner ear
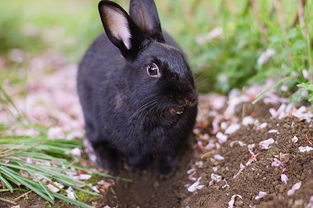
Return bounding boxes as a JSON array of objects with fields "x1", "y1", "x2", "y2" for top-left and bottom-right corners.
[{"x1": 102, "y1": 6, "x2": 132, "y2": 49}]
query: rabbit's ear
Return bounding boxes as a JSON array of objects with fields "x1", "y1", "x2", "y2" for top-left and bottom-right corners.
[
  {"x1": 99, "y1": 1, "x2": 143, "y2": 57},
  {"x1": 129, "y1": 0, "x2": 164, "y2": 42}
]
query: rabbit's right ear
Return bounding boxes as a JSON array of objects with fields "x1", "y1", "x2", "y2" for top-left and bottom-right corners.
[
  {"x1": 98, "y1": 1, "x2": 143, "y2": 58},
  {"x1": 129, "y1": 0, "x2": 164, "y2": 42}
]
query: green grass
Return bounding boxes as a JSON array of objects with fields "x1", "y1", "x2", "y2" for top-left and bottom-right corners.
[{"x1": 0, "y1": 86, "x2": 110, "y2": 208}]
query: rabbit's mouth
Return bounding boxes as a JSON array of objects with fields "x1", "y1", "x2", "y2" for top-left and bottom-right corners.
[{"x1": 169, "y1": 97, "x2": 198, "y2": 116}]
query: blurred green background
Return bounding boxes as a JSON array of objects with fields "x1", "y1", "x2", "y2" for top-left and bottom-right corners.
[{"x1": 0, "y1": 0, "x2": 312, "y2": 101}]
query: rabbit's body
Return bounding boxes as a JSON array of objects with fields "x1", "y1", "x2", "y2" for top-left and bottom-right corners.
[{"x1": 77, "y1": 0, "x2": 197, "y2": 174}]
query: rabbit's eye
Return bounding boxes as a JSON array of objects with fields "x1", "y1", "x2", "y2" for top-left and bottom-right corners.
[{"x1": 146, "y1": 63, "x2": 160, "y2": 78}]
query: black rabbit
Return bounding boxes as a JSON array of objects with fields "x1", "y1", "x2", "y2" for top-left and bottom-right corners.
[{"x1": 77, "y1": 0, "x2": 198, "y2": 175}]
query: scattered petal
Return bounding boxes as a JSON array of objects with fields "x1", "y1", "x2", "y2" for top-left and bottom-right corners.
[
  {"x1": 299, "y1": 146, "x2": 313, "y2": 152},
  {"x1": 268, "y1": 129, "x2": 279, "y2": 134},
  {"x1": 66, "y1": 187, "x2": 76, "y2": 200},
  {"x1": 233, "y1": 163, "x2": 245, "y2": 179},
  {"x1": 230, "y1": 141, "x2": 246, "y2": 147},
  {"x1": 281, "y1": 174, "x2": 288, "y2": 185},
  {"x1": 47, "y1": 184, "x2": 60, "y2": 193},
  {"x1": 213, "y1": 154, "x2": 225, "y2": 161},
  {"x1": 258, "y1": 123, "x2": 268, "y2": 129},
  {"x1": 259, "y1": 138, "x2": 275, "y2": 150},
  {"x1": 306, "y1": 196, "x2": 313, "y2": 208},
  {"x1": 228, "y1": 194, "x2": 242, "y2": 208},
  {"x1": 287, "y1": 182, "x2": 302, "y2": 196},
  {"x1": 79, "y1": 174, "x2": 92, "y2": 180},
  {"x1": 255, "y1": 191, "x2": 267, "y2": 200},
  {"x1": 216, "y1": 132, "x2": 228, "y2": 144},
  {"x1": 70, "y1": 147, "x2": 81, "y2": 157},
  {"x1": 242, "y1": 116, "x2": 254, "y2": 126},
  {"x1": 187, "y1": 177, "x2": 204, "y2": 192},
  {"x1": 291, "y1": 136, "x2": 299, "y2": 143},
  {"x1": 225, "y1": 124, "x2": 240, "y2": 135},
  {"x1": 271, "y1": 158, "x2": 284, "y2": 167}
]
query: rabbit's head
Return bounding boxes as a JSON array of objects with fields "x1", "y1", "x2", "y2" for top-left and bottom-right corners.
[{"x1": 98, "y1": 0, "x2": 197, "y2": 119}]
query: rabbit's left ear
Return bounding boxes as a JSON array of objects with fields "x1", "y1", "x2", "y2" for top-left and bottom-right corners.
[{"x1": 129, "y1": 0, "x2": 164, "y2": 42}]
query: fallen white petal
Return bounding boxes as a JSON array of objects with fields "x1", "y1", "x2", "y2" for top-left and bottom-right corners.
[
  {"x1": 233, "y1": 163, "x2": 245, "y2": 179},
  {"x1": 187, "y1": 177, "x2": 204, "y2": 192},
  {"x1": 211, "y1": 173, "x2": 222, "y2": 182},
  {"x1": 216, "y1": 132, "x2": 228, "y2": 144},
  {"x1": 259, "y1": 123, "x2": 268, "y2": 129},
  {"x1": 242, "y1": 116, "x2": 254, "y2": 126},
  {"x1": 47, "y1": 184, "x2": 60, "y2": 193},
  {"x1": 92, "y1": 186, "x2": 100, "y2": 193},
  {"x1": 225, "y1": 124, "x2": 240, "y2": 135},
  {"x1": 291, "y1": 136, "x2": 299, "y2": 143},
  {"x1": 299, "y1": 146, "x2": 313, "y2": 152},
  {"x1": 306, "y1": 196, "x2": 313, "y2": 208},
  {"x1": 79, "y1": 174, "x2": 92, "y2": 180},
  {"x1": 230, "y1": 141, "x2": 246, "y2": 147},
  {"x1": 255, "y1": 191, "x2": 267, "y2": 200},
  {"x1": 213, "y1": 154, "x2": 225, "y2": 161},
  {"x1": 271, "y1": 158, "x2": 284, "y2": 167},
  {"x1": 287, "y1": 182, "x2": 302, "y2": 196},
  {"x1": 70, "y1": 147, "x2": 82, "y2": 157},
  {"x1": 268, "y1": 129, "x2": 279, "y2": 134},
  {"x1": 66, "y1": 187, "x2": 76, "y2": 200},
  {"x1": 281, "y1": 174, "x2": 288, "y2": 184},
  {"x1": 259, "y1": 138, "x2": 275, "y2": 150},
  {"x1": 228, "y1": 194, "x2": 242, "y2": 208}
]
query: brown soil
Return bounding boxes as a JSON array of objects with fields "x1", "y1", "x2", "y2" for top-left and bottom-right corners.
[{"x1": 1, "y1": 98, "x2": 313, "y2": 208}]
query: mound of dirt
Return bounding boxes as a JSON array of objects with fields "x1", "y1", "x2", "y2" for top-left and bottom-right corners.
[{"x1": 103, "y1": 91, "x2": 313, "y2": 208}]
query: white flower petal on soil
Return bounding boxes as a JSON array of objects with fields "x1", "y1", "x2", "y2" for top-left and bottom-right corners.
[
  {"x1": 213, "y1": 154, "x2": 225, "y2": 161},
  {"x1": 255, "y1": 191, "x2": 267, "y2": 200},
  {"x1": 228, "y1": 194, "x2": 242, "y2": 208},
  {"x1": 306, "y1": 196, "x2": 313, "y2": 208},
  {"x1": 195, "y1": 161, "x2": 204, "y2": 168},
  {"x1": 216, "y1": 132, "x2": 228, "y2": 144},
  {"x1": 268, "y1": 129, "x2": 279, "y2": 134},
  {"x1": 287, "y1": 182, "x2": 302, "y2": 196},
  {"x1": 281, "y1": 174, "x2": 288, "y2": 185},
  {"x1": 47, "y1": 184, "x2": 60, "y2": 193},
  {"x1": 70, "y1": 147, "x2": 81, "y2": 157},
  {"x1": 230, "y1": 141, "x2": 246, "y2": 147},
  {"x1": 299, "y1": 146, "x2": 313, "y2": 152},
  {"x1": 242, "y1": 116, "x2": 255, "y2": 126},
  {"x1": 292, "y1": 136, "x2": 299, "y2": 143},
  {"x1": 225, "y1": 124, "x2": 240, "y2": 135},
  {"x1": 257, "y1": 48, "x2": 276, "y2": 66},
  {"x1": 66, "y1": 187, "x2": 76, "y2": 200},
  {"x1": 292, "y1": 106, "x2": 313, "y2": 122},
  {"x1": 212, "y1": 166, "x2": 219, "y2": 172},
  {"x1": 259, "y1": 138, "x2": 275, "y2": 150},
  {"x1": 258, "y1": 123, "x2": 268, "y2": 129},
  {"x1": 271, "y1": 158, "x2": 284, "y2": 167},
  {"x1": 233, "y1": 163, "x2": 245, "y2": 179},
  {"x1": 103, "y1": 206, "x2": 111, "y2": 208},
  {"x1": 187, "y1": 177, "x2": 204, "y2": 192},
  {"x1": 211, "y1": 173, "x2": 222, "y2": 183}
]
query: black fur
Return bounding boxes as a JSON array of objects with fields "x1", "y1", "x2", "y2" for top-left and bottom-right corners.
[{"x1": 77, "y1": 0, "x2": 198, "y2": 175}]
